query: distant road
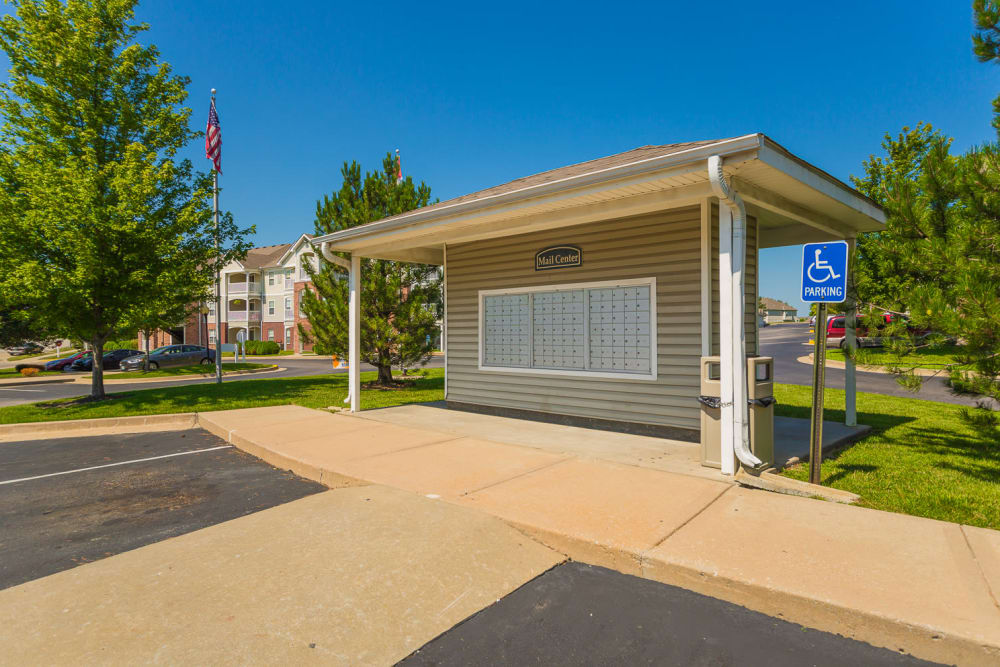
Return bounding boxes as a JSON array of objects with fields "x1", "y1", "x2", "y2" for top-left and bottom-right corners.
[
  {"x1": 0, "y1": 356, "x2": 444, "y2": 408},
  {"x1": 760, "y1": 322, "x2": 990, "y2": 407}
]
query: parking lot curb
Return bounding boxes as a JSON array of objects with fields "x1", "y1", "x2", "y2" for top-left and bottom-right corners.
[
  {"x1": 797, "y1": 353, "x2": 965, "y2": 378},
  {"x1": 91, "y1": 365, "x2": 283, "y2": 384},
  {"x1": 0, "y1": 412, "x2": 199, "y2": 442},
  {"x1": 0, "y1": 376, "x2": 75, "y2": 388}
]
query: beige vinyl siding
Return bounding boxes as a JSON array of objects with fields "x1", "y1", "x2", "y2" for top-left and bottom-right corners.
[
  {"x1": 446, "y1": 206, "x2": 702, "y2": 431},
  {"x1": 710, "y1": 204, "x2": 758, "y2": 356}
]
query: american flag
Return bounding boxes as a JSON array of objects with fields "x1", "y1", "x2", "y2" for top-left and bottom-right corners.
[{"x1": 206, "y1": 99, "x2": 222, "y2": 174}]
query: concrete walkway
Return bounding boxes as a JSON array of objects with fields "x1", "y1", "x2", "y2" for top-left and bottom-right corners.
[
  {"x1": 0, "y1": 485, "x2": 563, "y2": 664},
  {"x1": 188, "y1": 405, "x2": 1000, "y2": 665}
]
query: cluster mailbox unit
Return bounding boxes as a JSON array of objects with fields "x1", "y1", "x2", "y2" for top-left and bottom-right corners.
[{"x1": 312, "y1": 135, "x2": 884, "y2": 476}]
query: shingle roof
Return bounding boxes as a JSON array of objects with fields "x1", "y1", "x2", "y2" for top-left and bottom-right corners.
[
  {"x1": 363, "y1": 139, "x2": 735, "y2": 228},
  {"x1": 761, "y1": 297, "x2": 795, "y2": 311},
  {"x1": 241, "y1": 244, "x2": 291, "y2": 269}
]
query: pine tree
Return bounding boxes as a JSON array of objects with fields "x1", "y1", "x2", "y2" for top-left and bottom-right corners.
[
  {"x1": 852, "y1": 124, "x2": 1000, "y2": 415},
  {"x1": 300, "y1": 154, "x2": 440, "y2": 385}
]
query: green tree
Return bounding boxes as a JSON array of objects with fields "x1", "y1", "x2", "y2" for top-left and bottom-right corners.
[
  {"x1": 0, "y1": 0, "x2": 250, "y2": 398},
  {"x1": 852, "y1": 123, "x2": 1000, "y2": 413},
  {"x1": 300, "y1": 154, "x2": 441, "y2": 385}
]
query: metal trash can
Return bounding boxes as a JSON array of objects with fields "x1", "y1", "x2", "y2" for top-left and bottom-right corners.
[
  {"x1": 698, "y1": 356, "x2": 724, "y2": 468},
  {"x1": 747, "y1": 356, "x2": 775, "y2": 468}
]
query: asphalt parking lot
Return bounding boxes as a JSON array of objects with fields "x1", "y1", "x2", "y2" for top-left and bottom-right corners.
[
  {"x1": 0, "y1": 428, "x2": 325, "y2": 590},
  {"x1": 403, "y1": 562, "x2": 939, "y2": 667}
]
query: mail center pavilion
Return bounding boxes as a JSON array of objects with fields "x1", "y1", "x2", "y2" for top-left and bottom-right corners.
[{"x1": 313, "y1": 135, "x2": 885, "y2": 475}]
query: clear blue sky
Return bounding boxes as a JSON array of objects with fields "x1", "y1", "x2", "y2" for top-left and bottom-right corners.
[{"x1": 11, "y1": 1, "x2": 1000, "y2": 314}]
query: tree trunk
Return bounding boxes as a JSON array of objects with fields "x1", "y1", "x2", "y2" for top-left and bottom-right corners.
[
  {"x1": 90, "y1": 337, "x2": 105, "y2": 399},
  {"x1": 143, "y1": 330, "x2": 150, "y2": 372},
  {"x1": 377, "y1": 363, "x2": 394, "y2": 385}
]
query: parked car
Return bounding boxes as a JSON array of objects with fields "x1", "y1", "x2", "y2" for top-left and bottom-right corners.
[
  {"x1": 44, "y1": 350, "x2": 88, "y2": 371},
  {"x1": 119, "y1": 344, "x2": 216, "y2": 371},
  {"x1": 824, "y1": 313, "x2": 932, "y2": 350},
  {"x1": 6, "y1": 341, "x2": 44, "y2": 356},
  {"x1": 69, "y1": 348, "x2": 143, "y2": 371}
]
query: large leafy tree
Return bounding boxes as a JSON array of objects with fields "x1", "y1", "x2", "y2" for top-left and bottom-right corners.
[
  {"x1": 0, "y1": 0, "x2": 250, "y2": 398},
  {"x1": 300, "y1": 154, "x2": 441, "y2": 385}
]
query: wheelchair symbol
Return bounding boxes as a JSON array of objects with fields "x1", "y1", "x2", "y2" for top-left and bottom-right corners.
[{"x1": 806, "y1": 248, "x2": 841, "y2": 283}]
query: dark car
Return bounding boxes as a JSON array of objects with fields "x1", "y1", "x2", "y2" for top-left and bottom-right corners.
[
  {"x1": 44, "y1": 350, "x2": 88, "y2": 371},
  {"x1": 119, "y1": 344, "x2": 216, "y2": 371},
  {"x1": 69, "y1": 349, "x2": 143, "y2": 371}
]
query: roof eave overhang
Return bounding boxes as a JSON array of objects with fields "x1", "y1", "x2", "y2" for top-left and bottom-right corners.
[
  {"x1": 311, "y1": 133, "x2": 885, "y2": 258},
  {"x1": 312, "y1": 134, "x2": 765, "y2": 248}
]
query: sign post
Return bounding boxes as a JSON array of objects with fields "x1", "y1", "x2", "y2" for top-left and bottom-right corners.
[{"x1": 800, "y1": 240, "x2": 849, "y2": 485}]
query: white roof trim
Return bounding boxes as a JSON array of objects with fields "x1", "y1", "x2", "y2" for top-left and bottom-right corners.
[{"x1": 312, "y1": 134, "x2": 764, "y2": 245}]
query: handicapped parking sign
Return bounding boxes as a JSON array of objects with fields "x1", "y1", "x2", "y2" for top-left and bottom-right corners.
[{"x1": 801, "y1": 240, "x2": 848, "y2": 303}]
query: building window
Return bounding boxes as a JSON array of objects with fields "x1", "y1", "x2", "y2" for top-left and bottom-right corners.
[
  {"x1": 285, "y1": 297, "x2": 291, "y2": 310},
  {"x1": 268, "y1": 300, "x2": 275, "y2": 315},
  {"x1": 268, "y1": 329, "x2": 275, "y2": 340},
  {"x1": 479, "y1": 278, "x2": 656, "y2": 380}
]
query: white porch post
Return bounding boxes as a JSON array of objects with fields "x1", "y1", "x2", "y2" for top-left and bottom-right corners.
[
  {"x1": 845, "y1": 235, "x2": 857, "y2": 426},
  {"x1": 718, "y1": 204, "x2": 736, "y2": 475},
  {"x1": 348, "y1": 253, "x2": 361, "y2": 413},
  {"x1": 442, "y1": 244, "x2": 448, "y2": 400}
]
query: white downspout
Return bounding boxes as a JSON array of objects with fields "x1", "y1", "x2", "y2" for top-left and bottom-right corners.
[
  {"x1": 708, "y1": 155, "x2": 762, "y2": 470},
  {"x1": 319, "y1": 241, "x2": 355, "y2": 405}
]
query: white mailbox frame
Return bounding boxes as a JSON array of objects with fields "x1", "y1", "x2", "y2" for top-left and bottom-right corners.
[{"x1": 477, "y1": 276, "x2": 658, "y2": 381}]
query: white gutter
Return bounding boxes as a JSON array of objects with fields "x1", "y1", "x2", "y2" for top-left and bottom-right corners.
[
  {"x1": 708, "y1": 155, "x2": 762, "y2": 471},
  {"x1": 319, "y1": 241, "x2": 351, "y2": 270},
  {"x1": 312, "y1": 135, "x2": 765, "y2": 246}
]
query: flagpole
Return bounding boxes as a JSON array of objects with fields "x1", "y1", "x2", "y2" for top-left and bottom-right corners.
[{"x1": 212, "y1": 88, "x2": 222, "y2": 385}]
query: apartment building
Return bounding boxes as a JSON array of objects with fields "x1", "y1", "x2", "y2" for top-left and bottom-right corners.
[{"x1": 143, "y1": 234, "x2": 321, "y2": 352}]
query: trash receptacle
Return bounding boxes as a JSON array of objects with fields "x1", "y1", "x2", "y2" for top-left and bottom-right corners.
[
  {"x1": 699, "y1": 356, "x2": 724, "y2": 468},
  {"x1": 747, "y1": 356, "x2": 775, "y2": 468}
]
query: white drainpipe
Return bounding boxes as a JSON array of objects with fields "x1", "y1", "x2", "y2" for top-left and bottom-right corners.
[
  {"x1": 318, "y1": 241, "x2": 355, "y2": 406},
  {"x1": 708, "y1": 155, "x2": 762, "y2": 471}
]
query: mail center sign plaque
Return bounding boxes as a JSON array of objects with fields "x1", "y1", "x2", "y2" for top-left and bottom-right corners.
[{"x1": 535, "y1": 245, "x2": 582, "y2": 271}]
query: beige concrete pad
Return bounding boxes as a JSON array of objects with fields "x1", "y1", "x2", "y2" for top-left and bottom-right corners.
[
  {"x1": 227, "y1": 423, "x2": 457, "y2": 487},
  {"x1": 197, "y1": 404, "x2": 320, "y2": 439},
  {"x1": 964, "y1": 525, "x2": 1000, "y2": 610},
  {"x1": 358, "y1": 404, "x2": 719, "y2": 480},
  {"x1": 336, "y1": 437, "x2": 570, "y2": 499},
  {"x1": 457, "y1": 458, "x2": 730, "y2": 575},
  {"x1": 643, "y1": 487, "x2": 1000, "y2": 665},
  {"x1": 0, "y1": 486, "x2": 564, "y2": 665}
]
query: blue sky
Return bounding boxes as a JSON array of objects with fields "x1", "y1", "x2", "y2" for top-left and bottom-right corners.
[{"x1": 8, "y1": 1, "x2": 1000, "y2": 314}]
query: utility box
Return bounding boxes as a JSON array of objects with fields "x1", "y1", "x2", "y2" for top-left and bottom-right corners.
[
  {"x1": 699, "y1": 356, "x2": 725, "y2": 469},
  {"x1": 746, "y1": 356, "x2": 775, "y2": 469},
  {"x1": 699, "y1": 355, "x2": 776, "y2": 470}
]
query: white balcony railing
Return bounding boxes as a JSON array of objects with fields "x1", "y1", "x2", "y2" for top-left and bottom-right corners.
[
  {"x1": 229, "y1": 311, "x2": 262, "y2": 322},
  {"x1": 284, "y1": 278, "x2": 294, "y2": 289},
  {"x1": 284, "y1": 308, "x2": 294, "y2": 320}
]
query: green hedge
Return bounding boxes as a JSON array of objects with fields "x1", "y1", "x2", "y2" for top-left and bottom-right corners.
[
  {"x1": 243, "y1": 340, "x2": 281, "y2": 355},
  {"x1": 105, "y1": 339, "x2": 139, "y2": 350}
]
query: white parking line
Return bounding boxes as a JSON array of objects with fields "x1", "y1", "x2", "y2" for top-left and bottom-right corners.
[
  {"x1": 0, "y1": 445, "x2": 234, "y2": 486},
  {"x1": 0, "y1": 388, "x2": 45, "y2": 392}
]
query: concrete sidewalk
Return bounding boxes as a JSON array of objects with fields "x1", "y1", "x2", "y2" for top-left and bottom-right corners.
[
  {"x1": 194, "y1": 405, "x2": 1000, "y2": 665},
  {"x1": 0, "y1": 485, "x2": 563, "y2": 664}
]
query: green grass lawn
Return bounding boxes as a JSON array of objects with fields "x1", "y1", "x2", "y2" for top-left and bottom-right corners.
[
  {"x1": 0, "y1": 368, "x2": 444, "y2": 426},
  {"x1": 776, "y1": 384, "x2": 1000, "y2": 529},
  {"x1": 111, "y1": 362, "x2": 274, "y2": 378},
  {"x1": 36, "y1": 349, "x2": 79, "y2": 361},
  {"x1": 220, "y1": 349, "x2": 296, "y2": 358},
  {"x1": 827, "y1": 343, "x2": 969, "y2": 370},
  {"x1": 0, "y1": 368, "x2": 63, "y2": 378}
]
